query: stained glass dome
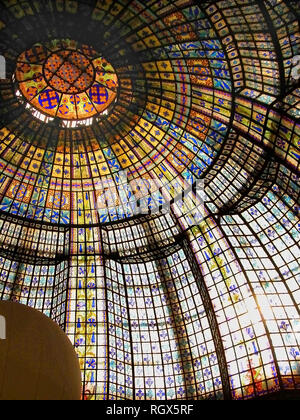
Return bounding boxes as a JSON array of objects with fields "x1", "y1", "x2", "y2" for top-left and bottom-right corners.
[{"x1": 0, "y1": 0, "x2": 299, "y2": 401}]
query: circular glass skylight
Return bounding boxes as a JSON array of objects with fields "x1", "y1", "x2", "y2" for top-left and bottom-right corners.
[{"x1": 15, "y1": 40, "x2": 119, "y2": 121}]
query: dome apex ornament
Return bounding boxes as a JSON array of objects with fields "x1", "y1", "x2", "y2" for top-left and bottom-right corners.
[{"x1": 15, "y1": 39, "x2": 118, "y2": 123}]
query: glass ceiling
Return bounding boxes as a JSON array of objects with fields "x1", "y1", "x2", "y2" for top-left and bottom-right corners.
[{"x1": 0, "y1": 0, "x2": 299, "y2": 401}]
